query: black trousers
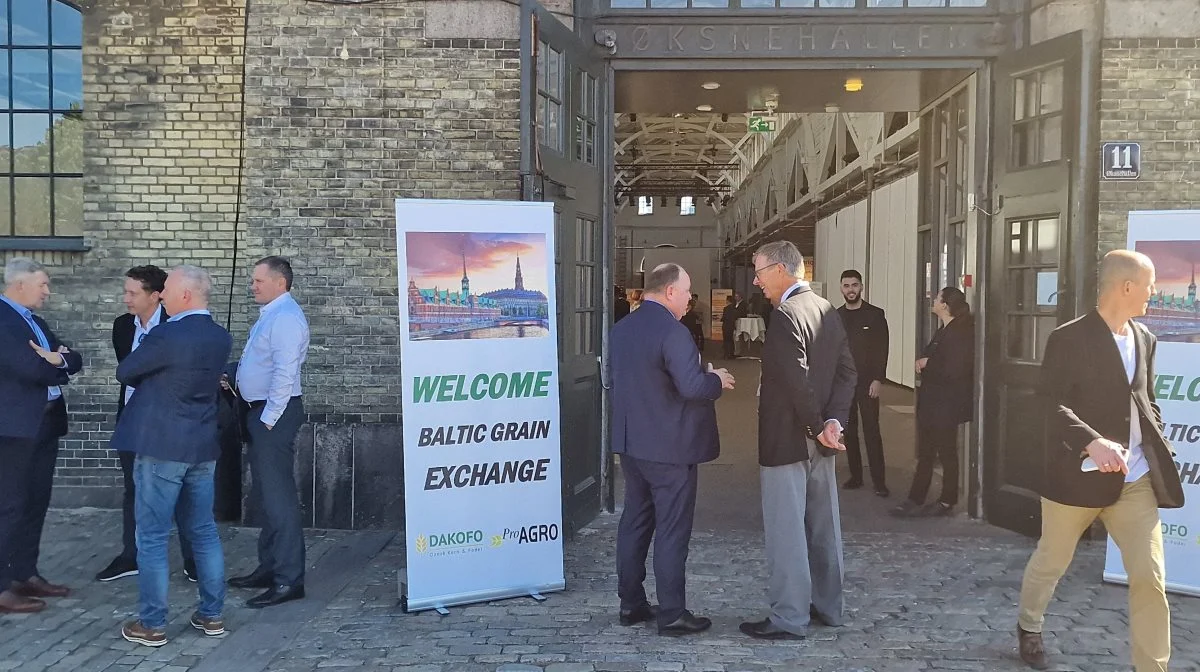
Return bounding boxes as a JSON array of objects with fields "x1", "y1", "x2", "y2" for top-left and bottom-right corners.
[
  {"x1": 844, "y1": 387, "x2": 886, "y2": 488},
  {"x1": 722, "y1": 329, "x2": 735, "y2": 359},
  {"x1": 616, "y1": 455, "x2": 698, "y2": 628},
  {"x1": 118, "y1": 449, "x2": 193, "y2": 565},
  {"x1": 245, "y1": 396, "x2": 306, "y2": 587},
  {"x1": 0, "y1": 401, "x2": 61, "y2": 588},
  {"x1": 907, "y1": 421, "x2": 960, "y2": 506}
]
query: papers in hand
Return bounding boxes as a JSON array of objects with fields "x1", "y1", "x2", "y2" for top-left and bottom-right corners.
[{"x1": 1081, "y1": 457, "x2": 1099, "y2": 472}]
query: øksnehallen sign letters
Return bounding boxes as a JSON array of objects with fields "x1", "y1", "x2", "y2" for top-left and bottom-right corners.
[{"x1": 604, "y1": 21, "x2": 1010, "y2": 59}]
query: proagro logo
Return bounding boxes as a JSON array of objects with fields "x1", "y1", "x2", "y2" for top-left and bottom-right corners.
[
  {"x1": 502, "y1": 523, "x2": 561, "y2": 545},
  {"x1": 414, "y1": 530, "x2": 486, "y2": 557}
]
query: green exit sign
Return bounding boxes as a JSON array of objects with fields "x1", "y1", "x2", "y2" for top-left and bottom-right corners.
[{"x1": 748, "y1": 116, "x2": 776, "y2": 132}]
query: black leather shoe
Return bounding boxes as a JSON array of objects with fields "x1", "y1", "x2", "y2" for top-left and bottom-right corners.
[
  {"x1": 228, "y1": 568, "x2": 273, "y2": 589},
  {"x1": 875, "y1": 486, "x2": 890, "y2": 498},
  {"x1": 658, "y1": 610, "x2": 712, "y2": 636},
  {"x1": 842, "y1": 478, "x2": 863, "y2": 490},
  {"x1": 246, "y1": 584, "x2": 305, "y2": 609},
  {"x1": 619, "y1": 602, "x2": 657, "y2": 626},
  {"x1": 739, "y1": 618, "x2": 803, "y2": 640}
]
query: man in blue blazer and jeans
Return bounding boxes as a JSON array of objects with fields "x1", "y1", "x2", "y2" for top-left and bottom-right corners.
[
  {"x1": 0, "y1": 258, "x2": 84, "y2": 614},
  {"x1": 112, "y1": 265, "x2": 232, "y2": 647},
  {"x1": 609, "y1": 262, "x2": 735, "y2": 636}
]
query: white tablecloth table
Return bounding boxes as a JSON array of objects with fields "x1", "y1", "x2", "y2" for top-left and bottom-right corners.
[{"x1": 735, "y1": 317, "x2": 766, "y2": 343}]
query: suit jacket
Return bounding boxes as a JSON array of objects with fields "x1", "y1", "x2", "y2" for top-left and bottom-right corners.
[
  {"x1": 837, "y1": 301, "x2": 889, "y2": 386},
  {"x1": 721, "y1": 301, "x2": 746, "y2": 335},
  {"x1": 1040, "y1": 311, "x2": 1185, "y2": 509},
  {"x1": 916, "y1": 315, "x2": 975, "y2": 428},
  {"x1": 609, "y1": 300, "x2": 723, "y2": 465},
  {"x1": 0, "y1": 300, "x2": 83, "y2": 439},
  {"x1": 113, "y1": 305, "x2": 169, "y2": 418},
  {"x1": 111, "y1": 313, "x2": 233, "y2": 464},
  {"x1": 758, "y1": 286, "x2": 857, "y2": 466}
]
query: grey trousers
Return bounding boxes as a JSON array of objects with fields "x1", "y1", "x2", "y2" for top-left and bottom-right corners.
[{"x1": 760, "y1": 440, "x2": 845, "y2": 635}]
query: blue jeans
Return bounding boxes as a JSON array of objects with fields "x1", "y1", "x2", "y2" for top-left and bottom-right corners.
[{"x1": 133, "y1": 456, "x2": 225, "y2": 629}]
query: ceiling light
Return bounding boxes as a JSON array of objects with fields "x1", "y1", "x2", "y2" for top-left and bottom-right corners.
[
  {"x1": 844, "y1": 78, "x2": 864, "y2": 93},
  {"x1": 701, "y1": 81, "x2": 720, "y2": 90},
  {"x1": 696, "y1": 104, "x2": 713, "y2": 112}
]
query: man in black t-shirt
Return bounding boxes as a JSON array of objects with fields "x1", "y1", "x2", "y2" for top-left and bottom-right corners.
[{"x1": 836, "y1": 269, "x2": 890, "y2": 497}]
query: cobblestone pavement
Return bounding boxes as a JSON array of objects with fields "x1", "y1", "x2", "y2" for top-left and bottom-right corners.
[{"x1": 2, "y1": 507, "x2": 1198, "y2": 672}]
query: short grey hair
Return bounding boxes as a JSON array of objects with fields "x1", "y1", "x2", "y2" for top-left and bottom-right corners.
[
  {"x1": 4, "y1": 257, "x2": 46, "y2": 285},
  {"x1": 172, "y1": 264, "x2": 212, "y2": 302},
  {"x1": 754, "y1": 240, "x2": 805, "y2": 278},
  {"x1": 644, "y1": 263, "x2": 685, "y2": 294}
]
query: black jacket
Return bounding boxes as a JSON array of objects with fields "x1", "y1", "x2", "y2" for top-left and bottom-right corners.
[
  {"x1": 758, "y1": 286, "x2": 857, "y2": 466},
  {"x1": 916, "y1": 314, "x2": 975, "y2": 428},
  {"x1": 1040, "y1": 311, "x2": 1184, "y2": 509},
  {"x1": 113, "y1": 306, "x2": 168, "y2": 418},
  {"x1": 720, "y1": 300, "x2": 746, "y2": 335},
  {"x1": 837, "y1": 301, "x2": 889, "y2": 386}
]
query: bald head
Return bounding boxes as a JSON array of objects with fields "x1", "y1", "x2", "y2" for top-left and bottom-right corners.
[
  {"x1": 1099, "y1": 250, "x2": 1154, "y2": 294},
  {"x1": 1097, "y1": 249, "x2": 1155, "y2": 320}
]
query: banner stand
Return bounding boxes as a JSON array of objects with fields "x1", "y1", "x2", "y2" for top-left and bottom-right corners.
[
  {"x1": 394, "y1": 200, "x2": 567, "y2": 613},
  {"x1": 1108, "y1": 210, "x2": 1200, "y2": 597}
]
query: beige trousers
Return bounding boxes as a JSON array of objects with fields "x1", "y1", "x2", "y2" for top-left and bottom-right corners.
[{"x1": 1017, "y1": 476, "x2": 1170, "y2": 672}]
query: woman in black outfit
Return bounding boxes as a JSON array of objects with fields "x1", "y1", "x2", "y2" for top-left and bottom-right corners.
[{"x1": 892, "y1": 287, "x2": 975, "y2": 518}]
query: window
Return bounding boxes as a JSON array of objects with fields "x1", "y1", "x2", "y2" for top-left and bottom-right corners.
[
  {"x1": 574, "y1": 217, "x2": 599, "y2": 355},
  {"x1": 536, "y1": 42, "x2": 564, "y2": 153},
  {"x1": 1011, "y1": 65, "x2": 1064, "y2": 168},
  {"x1": 679, "y1": 196, "x2": 695, "y2": 216},
  {"x1": 1005, "y1": 217, "x2": 1060, "y2": 362},
  {"x1": 574, "y1": 71, "x2": 597, "y2": 165},
  {"x1": 2, "y1": 0, "x2": 83, "y2": 239},
  {"x1": 637, "y1": 196, "x2": 653, "y2": 215}
]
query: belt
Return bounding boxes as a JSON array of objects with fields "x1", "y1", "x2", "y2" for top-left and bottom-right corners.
[{"x1": 245, "y1": 396, "x2": 301, "y2": 410}]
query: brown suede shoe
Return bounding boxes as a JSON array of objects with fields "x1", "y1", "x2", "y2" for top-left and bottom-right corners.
[
  {"x1": 12, "y1": 576, "x2": 70, "y2": 598},
  {"x1": 0, "y1": 589, "x2": 46, "y2": 614},
  {"x1": 1018, "y1": 626, "x2": 1049, "y2": 670}
]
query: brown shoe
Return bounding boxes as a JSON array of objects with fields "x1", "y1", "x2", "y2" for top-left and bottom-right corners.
[
  {"x1": 190, "y1": 611, "x2": 225, "y2": 636},
  {"x1": 0, "y1": 589, "x2": 46, "y2": 614},
  {"x1": 121, "y1": 620, "x2": 167, "y2": 647},
  {"x1": 12, "y1": 576, "x2": 70, "y2": 598},
  {"x1": 1018, "y1": 626, "x2": 1049, "y2": 670}
]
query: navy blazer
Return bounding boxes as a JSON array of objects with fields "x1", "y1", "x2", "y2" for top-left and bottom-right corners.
[
  {"x1": 609, "y1": 300, "x2": 723, "y2": 465},
  {"x1": 0, "y1": 299, "x2": 83, "y2": 439},
  {"x1": 111, "y1": 313, "x2": 233, "y2": 464}
]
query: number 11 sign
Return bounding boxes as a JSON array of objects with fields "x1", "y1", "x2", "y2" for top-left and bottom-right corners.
[{"x1": 1102, "y1": 142, "x2": 1141, "y2": 180}]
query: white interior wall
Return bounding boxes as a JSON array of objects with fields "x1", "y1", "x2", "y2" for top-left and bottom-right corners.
[{"x1": 814, "y1": 173, "x2": 919, "y2": 388}]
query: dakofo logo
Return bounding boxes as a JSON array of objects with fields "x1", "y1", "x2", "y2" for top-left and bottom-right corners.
[{"x1": 415, "y1": 530, "x2": 486, "y2": 557}]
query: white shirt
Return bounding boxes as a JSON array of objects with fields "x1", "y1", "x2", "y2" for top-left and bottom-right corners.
[
  {"x1": 236, "y1": 292, "x2": 309, "y2": 427},
  {"x1": 124, "y1": 308, "x2": 163, "y2": 405},
  {"x1": 1113, "y1": 329, "x2": 1150, "y2": 483}
]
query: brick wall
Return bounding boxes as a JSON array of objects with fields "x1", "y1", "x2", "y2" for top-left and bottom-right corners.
[
  {"x1": 237, "y1": 0, "x2": 522, "y2": 528},
  {"x1": 6, "y1": 0, "x2": 248, "y2": 507},
  {"x1": 1097, "y1": 38, "x2": 1200, "y2": 256}
]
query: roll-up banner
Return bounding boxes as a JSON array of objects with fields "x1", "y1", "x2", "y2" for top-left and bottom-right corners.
[
  {"x1": 1108, "y1": 209, "x2": 1200, "y2": 597},
  {"x1": 395, "y1": 199, "x2": 565, "y2": 612}
]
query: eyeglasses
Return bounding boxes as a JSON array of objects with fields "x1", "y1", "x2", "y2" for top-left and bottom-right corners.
[{"x1": 753, "y1": 262, "x2": 780, "y2": 279}]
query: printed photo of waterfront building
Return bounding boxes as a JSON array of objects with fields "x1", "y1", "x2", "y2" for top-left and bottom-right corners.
[
  {"x1": 405, "y1": 232, "x2": 550, "y2": 341},
  {"x1": 1135, "y1": 240, "x2": 1200, "y2": 343}
]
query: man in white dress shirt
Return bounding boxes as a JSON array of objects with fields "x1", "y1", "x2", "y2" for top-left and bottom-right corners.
[{"x1": 225, "y1": 256, "x2": 310, "y2": 609}]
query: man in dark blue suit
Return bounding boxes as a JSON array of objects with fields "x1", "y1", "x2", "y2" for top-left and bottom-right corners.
[
  {"x1": 0, "y1": 258, "x2": 84, "y2": 614},
  {"x1": 112, "y1": 265, "x2": 233, "y2": 647},
  {"x1": 610, "y1": 262, "x2": 734, "y2": 636}
]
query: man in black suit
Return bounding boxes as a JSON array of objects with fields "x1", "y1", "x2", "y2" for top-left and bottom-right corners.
[
  {"x1": 610, "y1": 263, "x2": 734, "y2": 636},
  {"x1": 837, "y1": 269, "x2": 890, "y2": 497},
  {"x1": 96, "y1": 265, "x2": 196, "y2": 583},
  {"x1": 0, "y1": 258, "x2": 84, "y2": 614},
  {"x1": 741, "y1": 241, "x2": 856, "y2": 641},
  {"x1": 1017, "y1": 250, "x2": 1184, "y2": 672},
  {"x1": 721, "y1": 292, "x2": 745, "y2": 359},
  {"x1": 614, "y1": 285, "x2": 630, "y2": 323}
]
